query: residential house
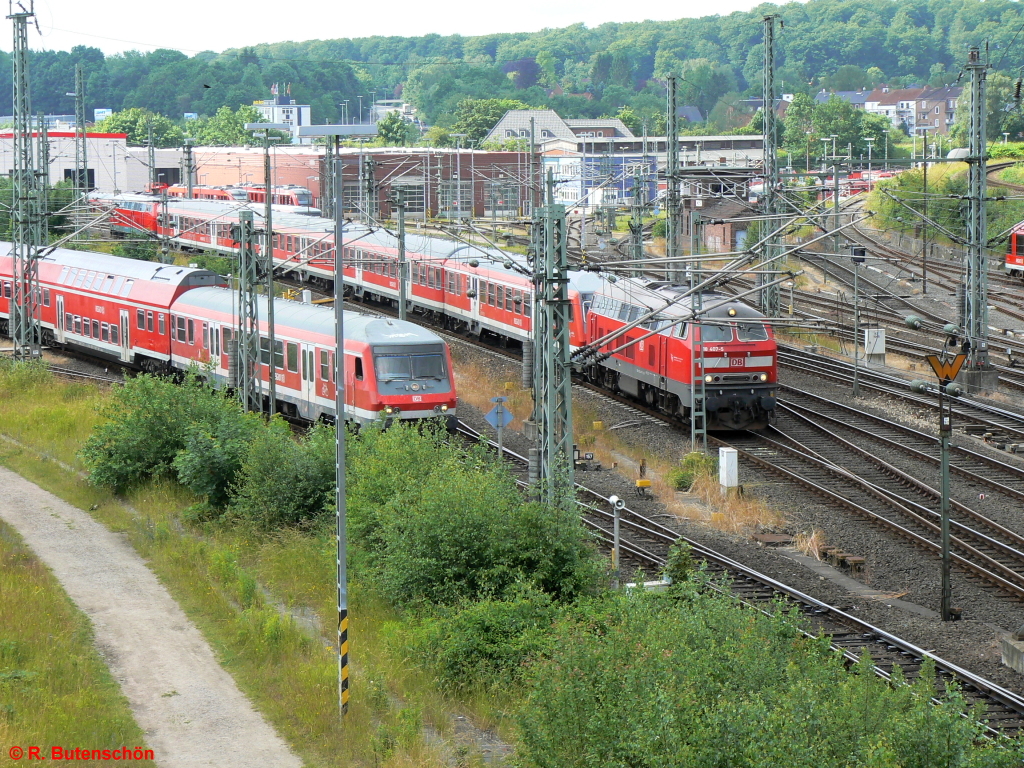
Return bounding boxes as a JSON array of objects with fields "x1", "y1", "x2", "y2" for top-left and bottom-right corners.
[
  {"x1": 864, "y1": 87, "x2": 925, "y2": 132},
  {"x1": 915, "y1": 86, "x2": 962, "y2": 136}
]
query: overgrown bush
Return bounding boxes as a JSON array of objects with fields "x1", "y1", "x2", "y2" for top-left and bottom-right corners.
[
  {"x1": 348, "y1": 424, "x2": 602, "y2": 606},
  {"x1": 80, "y1": 371, "x2": 252, "y2": 493},
  {"x1": 405, "y1": 586, "x2": 560, "y2": 691},
  {"x1": 228, "y1": 421, "x2": 336, "y2": 530},
  {"x1": 667, "y1": 451, "x2": 718, "y2": 491},
  {"x1": 515, "y1": 589, "x2": 1023, "y2": 767},
  {"x1": 651, "y1": 218, "x2": 667, "y2": 238}
]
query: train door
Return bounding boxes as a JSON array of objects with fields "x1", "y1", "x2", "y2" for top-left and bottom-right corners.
[
  {"x1": 56, "y1": 296, "x2": 65, "y2": 343},
  {"x1": 301, "y1": 344, "x2": 317, "y2": 413},
  {"x1": 119, "y1": 310, "x2": 130, "y2": 362}
]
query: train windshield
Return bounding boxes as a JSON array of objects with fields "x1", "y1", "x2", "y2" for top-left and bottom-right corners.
[
  {"x1": 699, "y1": 324, "x2": 734, "y2": 342},
  {"x1": 228, "y1": 189, "x2": 248, "y2": 200},
  {"x1": 737, "y1": 323, "x2": 769, "y2": 341},
  {"x1": 293, "y1": 192, "x2": 313, "y2": 205},
  {"x1": 374, "y1": 353, "x2": 447, "y2": 381}
]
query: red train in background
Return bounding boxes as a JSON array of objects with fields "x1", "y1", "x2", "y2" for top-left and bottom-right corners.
[
  {"x1": 164, "y1": 184, "x2": 315, "y2": 209},
  {"x1": 1007, "y1": 222, "x2": 1024, "y2": 279},
  {"x1": 0, "y1": 244, "x2": 457, "y2": 427},
  {"x1": 89, "y1": 192, "x2": 777, "y2": 429}
]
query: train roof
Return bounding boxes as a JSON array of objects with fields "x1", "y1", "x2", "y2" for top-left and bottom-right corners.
[
  {"x1": 171, "y1": 287, "x2": 446, "y2": 347},
  {"x1": 0, "y1": 242, "x2": 219, "y2": 285},
  {"x1": 588, "y1": 276, "x2": 766, "y2": 322}
]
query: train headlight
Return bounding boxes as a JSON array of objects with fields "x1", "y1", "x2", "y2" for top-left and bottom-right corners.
[
  {"x1": 759, "y1": 373, "x2": 768, "y2": 382},
  {"x1": 704, "y1": 374, "x2": 713, "y2": 383},
  {"x1": 434, "y1": 404, "x2": 450, "y2": 413}
]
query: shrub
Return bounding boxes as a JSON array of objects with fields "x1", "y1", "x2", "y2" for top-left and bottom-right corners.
[
  {"x1": 407, "y1": 586, "x2": 559, "y2": 691},
  {"x1": 172, "y1": 410, "x2": 263, "y2": 507},
  {"x1": 348, "y1": 424, "x2": 601, "y2": 606},
  {"x1": 651, "y1": 218, "x2": 666, "y2": 238},
  {"x1": 515, "y1": 591, "x2": 1023, "y2": 768},
  {"x1": 667, "y1": 451, "x2": 718, "y2": 491},
  {"x1": 229, "y1": 421, "x2": 336, "y2": 529},
  {"x1": 80, "y1": 371, "x2": 247, "y2": 492}
]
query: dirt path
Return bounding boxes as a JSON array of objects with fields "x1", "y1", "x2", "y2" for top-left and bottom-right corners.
[{"x1": 0, "y1": 467, "x2": 304, "y2": 768}]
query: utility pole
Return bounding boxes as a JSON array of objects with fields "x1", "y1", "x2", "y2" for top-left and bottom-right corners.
[
  {"x1": 322, "y1": 138, "x2": 335, "y2": 220},
  {"x1": 183, "y1": 138, "x2": 195, "y2": 198},
  {"x1": 147, "y1": 119, "x2": 156, "y2": 189},
  {"x1": 690, "y1": 210, "x2": 706, "y2": 452},
  {"x1": 36, "y1": 112, "x2": 48, "y2": 234},
  {"x1": 628, "y1": 169, "x2": 645, "y2": 277},
  {"x1": 922, "y1": 150, "x2": 928, "y2": 295},
  {"x1": 665, "y1": 75, "x2": 681, "y2": 283},
  {"x1": 526, "y1": 171, "x2": 574, "y2": 503},
  {"x1": 362, "y1": 155, "x2": 378, "y2": 221},
  {"x1": 72, "y1": 63, "x2": 87, "y2": 239},
  {"x1": 393, "y1": 189, "x2": 408, "y2": 320},
  {"x1": 529, "y1": 117, "x2": 537, "y2": 214},
  {"x1": 759, "y1": 14, "x2": 781, "y2": 318},
  {"x1": 8, "y1": 0, "x2": 42, "y2": 359},
  {"x1": 961, "y1": 45, "x2": 991, "y2": 373},
  {"x1": 246, "y1": 122, "x2": 290, "y2": 416},
  {"x1": 233, "y1": 210, "x2": 263, "y2": 414}
]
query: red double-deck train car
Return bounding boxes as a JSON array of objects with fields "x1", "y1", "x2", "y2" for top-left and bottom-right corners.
[
  {"x1": 0, "y1": 244, "x2": 456, "y2": 427},
  {"x1": 90, "y1": 193, "x2": 777, "y2": 429}
]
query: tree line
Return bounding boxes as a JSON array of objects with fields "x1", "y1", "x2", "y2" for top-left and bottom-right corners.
[{"x1": 3, "y1": 0, "x2": 1023, "y2": 139}]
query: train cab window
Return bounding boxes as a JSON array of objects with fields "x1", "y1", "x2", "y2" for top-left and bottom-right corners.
[
  {"x1": 286, "y1": 343, "x2": 298, "y2": 373},
  {"x1": 101, "y1": 324, "x2": 109, "y2": 342},
  {"x1": 158, "y1": 314, "x2": 165, "y2": 335},
  {"x1": 91, "y1": 320, "x2": 100, "y2": 338},
  {"x1": 73, "y1": 316, "x2": 81, "y2": 335},
  {"x1": 110, "y1": 324, "x2": 119, "y2": 345},
  {"x1": 274, "y1": 340, "x2": 284, "y2": 370},
  {"x1": 736, "y1": 323, "x2": 769, "y2": 341},
  {"x1": 260, "y1": 337, "x2": 271, "y2": 365},
  {"x1": 42, "y1": 288, "x2": 50, "y2": 307},
  {"x1": 147, "y1": 311, "x2": 154, "y2": 332},
  {"x1": 353, "y1": 357, "x2": 363, "y2": 380},
  {"x1": 187, "y1": 319, "x2": 195, "y2": 345},
  {"x1": 700, "y1": 325, "x2": 734, "y2": 342},
  {"x1": 677, "y1": 324, "x2": 689, "y2": 339},
  {"x1": 1017, "y1": 235, "x2": 1024, "y2": 256}
]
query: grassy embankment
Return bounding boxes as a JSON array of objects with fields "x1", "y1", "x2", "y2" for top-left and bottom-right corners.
[
  {"x1": 0, "y1": 514, "x2": 155, "y2": 761},
  {"x1": 0, "y1": 364, "x2": 502, "y2": 767}
]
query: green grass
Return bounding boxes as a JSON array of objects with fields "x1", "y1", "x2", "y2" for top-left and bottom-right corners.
[
  {"x1": 0, "y1": 365, "x2": 500, "y2": 767},
  {"x1": 0, "y1": 518, "x2": 154, "y2": 761}
]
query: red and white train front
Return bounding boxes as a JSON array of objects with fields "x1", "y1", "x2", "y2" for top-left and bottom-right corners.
[
  {"x1": 1007, "y1": 223, "x2": 1024, "y2": 279},
  {"x1": 579, "y1": 278, "x2": 778, "y2": 430}
]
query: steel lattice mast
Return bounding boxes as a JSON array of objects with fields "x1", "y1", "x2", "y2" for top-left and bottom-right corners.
[
  {"x1": 527, "y1": 171, "x2": 574, "y2": 503},
  {"x1": 961, "y1": 45, "x2": 990, "y2": 372},
  {"x1": 73, "y1": 63, "x2": 87, "y2": 237},
  {"x1": 665, "y1": 75, "x2": 681, "y2": 283},
  {"x1": 234, "y1": 210, "x2": 263, "y2": 413},
  {"x1": 759, "y1": 14, "x2": 782, "y2": 318},
  {"x1": 8, "y1": 1, "x2": 41, "y2": 359}
]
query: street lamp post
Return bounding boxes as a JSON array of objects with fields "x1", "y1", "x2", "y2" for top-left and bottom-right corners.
[
  {"x1": 865, "y1": 138, "x2": 874, "y2": 190},
  {"x1": 1004, "y1": 132, "x2": 1010, "y2": 145},
  {"x1": 883, "y1": 129, "x2": 889, "y2": 171},
  {"x1": 805, "y1": 130, "x2": 812, "y2": 173},
  {"x1": 358, "y1": 96, "x2": 363, "y2": 124},
  {"x1": 819, "y1": 137, "x2": 829, "y2": 172}
]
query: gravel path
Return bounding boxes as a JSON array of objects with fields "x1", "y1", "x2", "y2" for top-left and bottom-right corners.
[{"x1": 0, "y1": 467, "x2": 303, "y2": 768}]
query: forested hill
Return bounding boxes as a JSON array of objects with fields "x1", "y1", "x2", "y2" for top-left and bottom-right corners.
[{"x1": 5, "y1": 0, "x2": 1023, "y2": 132}]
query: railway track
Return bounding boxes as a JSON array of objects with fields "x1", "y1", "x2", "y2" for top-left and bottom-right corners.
[{"x1": 455, "y1": 421, "x2": 1024, "y2": 738}]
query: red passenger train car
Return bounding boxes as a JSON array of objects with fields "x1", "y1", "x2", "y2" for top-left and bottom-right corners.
[
  {"x1": 90, "y1": 193, "x2": 777, "y2": 429},
  {"x1": 0, "y1": 244, "x2": 457, "y2": 427},
  {"x1": 1007, "y1": 222, "x2": 1024, "y2": 279}
]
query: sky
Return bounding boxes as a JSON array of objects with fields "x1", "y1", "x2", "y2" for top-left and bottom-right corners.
[{"x1": 5, "y1": 0, "x2": 777, "y2": 55}]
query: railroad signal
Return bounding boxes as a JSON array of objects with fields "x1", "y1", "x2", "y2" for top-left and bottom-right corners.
[{"x1": 925, "y1": 353, "x2": 966, "y2": 383}]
